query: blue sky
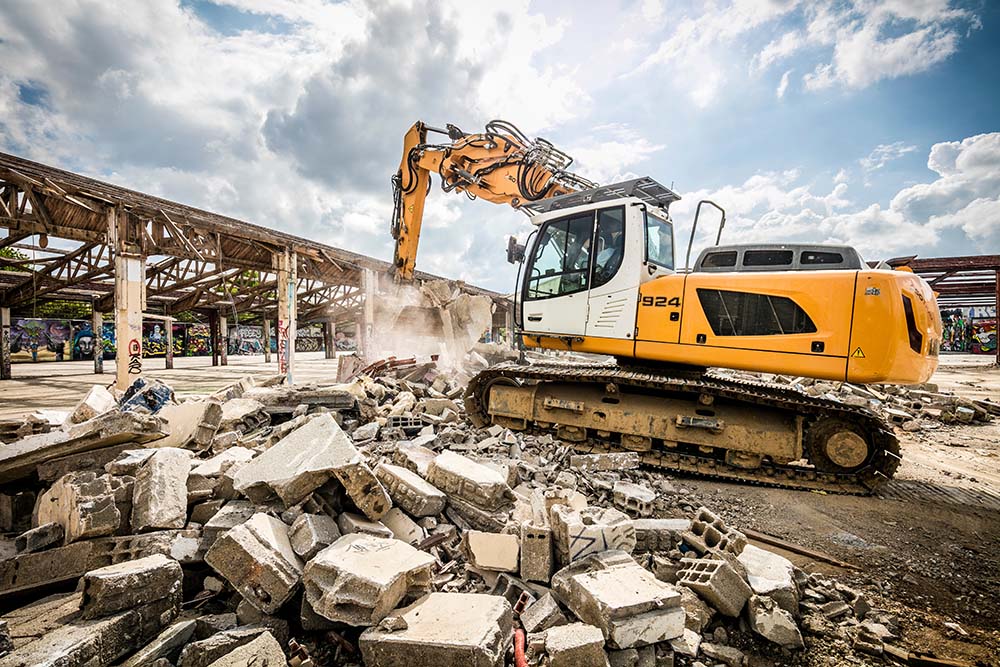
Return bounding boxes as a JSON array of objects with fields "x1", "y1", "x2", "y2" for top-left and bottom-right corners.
[{"x1": 1, "y1": 0, "x2": 997, "y2": 292}]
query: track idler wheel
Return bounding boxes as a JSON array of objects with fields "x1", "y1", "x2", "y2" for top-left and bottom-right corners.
[{"x1": 805, "y1": 417, "x2": 873, "y2": 473}]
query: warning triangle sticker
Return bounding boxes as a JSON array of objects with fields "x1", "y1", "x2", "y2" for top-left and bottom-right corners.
[{"x1": 851, "y1": 347, "x2": 865, "y2": 358}]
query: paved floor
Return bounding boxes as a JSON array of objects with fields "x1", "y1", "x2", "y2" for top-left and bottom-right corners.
[{"x1": 0, "y1": 351, "x2": 343, "y2": 419}]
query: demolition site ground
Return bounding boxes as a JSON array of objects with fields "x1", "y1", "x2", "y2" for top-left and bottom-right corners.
[{"x1": 0, "y1": 352, "x2": 997, "y2": 667}]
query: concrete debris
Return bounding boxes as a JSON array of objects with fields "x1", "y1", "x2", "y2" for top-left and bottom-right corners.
[
  {"x1": 204, "y1": 512, "x2": 304, "y2": 613},
  {"x1": 359, "y1": 592, "x2": 512, "y2": 667},
  {"x1": 303, "y1": 533, "x2": 435, "y2": 626},
  {"x1": 0, "y1": 365, "x2": 959, "y2": 667}
]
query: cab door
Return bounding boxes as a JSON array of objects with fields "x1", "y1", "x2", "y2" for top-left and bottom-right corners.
[
  {"x1": 521, "y1": 211, "x2": 593, "y2": 336},
  {"x1": 586, "y1": 205, "x2": 638, "y2": 341}
]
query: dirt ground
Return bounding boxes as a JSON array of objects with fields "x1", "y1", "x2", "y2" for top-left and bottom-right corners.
[{"x1": 671, "y1": 355, "x2": 1000, "y2": 666}]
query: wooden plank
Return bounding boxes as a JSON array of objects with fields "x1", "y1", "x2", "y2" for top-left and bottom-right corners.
[{"x1": 743, "y1": 528, "x2": 859, "y2": 570}]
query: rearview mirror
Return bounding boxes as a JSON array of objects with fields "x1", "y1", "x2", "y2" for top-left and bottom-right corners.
[{"x1": 507, "y1": 236, "x2": 526, "y2": 264}]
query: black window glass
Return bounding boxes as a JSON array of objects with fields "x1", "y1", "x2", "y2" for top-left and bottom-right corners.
[
  {"x1": 525, "y1": 213, "x2": 593, "y2": 300},
  {"x1": 592, "y1": 207, "x2": 625, "y2": 288},
  {"x1": 703, "y1": 251, "x2": 737, "y2": 268},
  {"x1": 801, "y1": 251, "x2": 844, "y2": 265},
  {"x1": 697, "y1": 289, "x2": 817, "y2": 336},
  {"x1": 743, "y1": 250, "x2": 793, "y2": 266}
]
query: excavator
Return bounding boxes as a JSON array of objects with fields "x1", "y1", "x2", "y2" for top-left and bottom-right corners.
[{"x1": 391, "y1": 119, "x2": 943, "y2": 494}]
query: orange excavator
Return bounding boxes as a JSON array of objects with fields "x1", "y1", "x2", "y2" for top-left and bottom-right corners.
[{"x1": 391, "y1": 119, "x2": 943, "y2": 493}]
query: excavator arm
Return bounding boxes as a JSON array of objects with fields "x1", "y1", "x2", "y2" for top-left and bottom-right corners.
[{"x1": 390, "y1": 120, "x2": 596, "y2": 281}]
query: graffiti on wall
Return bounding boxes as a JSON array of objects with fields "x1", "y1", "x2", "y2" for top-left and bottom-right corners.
[
  {"x1": 10, "y1": 319, "x2": 73, "y2": 362},
  {"x1": 941, "y1": 308, "x2": 998, "y2": 355},
  {"x1": 972, "y1": 319, "x2": 997, "y2": 355},
  {"x1": 228, "y1": 325, "x2": 265, "y2": 355}
]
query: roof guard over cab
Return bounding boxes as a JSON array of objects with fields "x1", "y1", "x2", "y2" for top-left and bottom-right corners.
[{"x1": 522, "y1": 177, "x2": 681, "y2": 215}]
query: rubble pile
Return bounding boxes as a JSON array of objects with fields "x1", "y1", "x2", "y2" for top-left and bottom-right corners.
[{"x1": 0, "y1": 367, "x2": 917, "y2": 666}]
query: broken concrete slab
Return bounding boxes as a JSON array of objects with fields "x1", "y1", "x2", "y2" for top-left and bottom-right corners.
[
  {"x1": 359, "y1": 592, "x2": 512, "y2": 667},
  {"x1": 521, "y1": 593, "x2": 568, "y2": 634},
  {"x1": 426, "y1": 451, "x2": 513, "y2": 511},
  {"x1": 14, "y1": 522, "x2": 63, "y2": 554},
  {"x1": 304, "y1": 533, "x2": 435, "y2": 626},
  {"x1": 35, "y1": 471, "x2": 120, "y2": 544},
  {"x1": 677, "y1": 557, "x2": 752, "y2": 617},
  {"x1": 202, "y1": 501, "x2": 255, "y2": 544},
  {"x1": 465, "y1": 530, "x2": 519, "y2": 572},
  {"x1": 232, "y1": 412, "x2": 391, "y2": 519},
  {"x1": 190, "y1": 447, "x2": 255, "y2": 478},
  {"x1": 612, "y1": 481, "x2": 655, "y2": 517},
  {"x1": 553, "y1": 551, "x2": 684, "y2": 649},
  {"x1": 105, "y1": 449, "x2": 157, "y2": 476},
  {"x1": 120, "y1": 619, "x2": 197, "y2": 667},
  {"x1": 37, "y1": 443, "x2": 134, "y2": 483},
  {"x1": 80, "y1": 553, "x2": 183, "y2": 620},
  {"x1": 353, "y1": 420, "x2": 380, "y2": 443},
  {"x1": 177, "y1": 626, "x2": 274, "y2": 667},
  {"x1": 204, "y1": 631, "x2": 285, "y2": 667},
  {"x1": 747, "y1": 594, "x2": 803, "y2": 649},
  {"x1": 337, "y1": 511, "x2": 393, "y2": 539},
  {"x1": 737, "y1": 544, "x2": 798, "y2": 614},
  {"x1": 68, "y1": 385, "x2": 117, "y2": 425},
  {"x1": 392, "y1": 441, "x2": 438, "y2": 477},
  {"x1": 132, "y1": 448, "x2": 191, "y2": 532},
  {"x1": 218, "y1": 398, "x2": 269, "y2": 434},
  {"x1": 154, "y1": 399, "x2": 223, "y2": 451},
  {"x1": 204, "y1": 513, "x2": 303, "y2": 614},
  {"x1": 0, "y1": 411, "x2": 165, "y2": 484},
  {"x1": 632, "y1": 519, "x2": 690, "y2": 554},
  {"x1": 551, "y1": 505, "x2": 636, "y2": 565},
  {"x1": 289, "y1": 513, "x2": 341, "y2": 560},
  {"x1": 375, "y1": 462, "x2": 447, "y2": 517},
  {"x1": 544, "y1": 622, "x2": 609, "y2": 667},
  {"x1": 380, "y1": 507, "x2": 424, "y2": 546}
]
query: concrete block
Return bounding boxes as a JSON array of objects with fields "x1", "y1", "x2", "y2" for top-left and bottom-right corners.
[
  {"x1": 426, "y1": 451, "x2": 513, "y2": 511},
  {"x1": 204, "y1": 513, "x2": 303, "y2": 614},
  {"x1": 352, "y1": 420, "x2": 380, "y2": 442},
  {"x1": 121, "y1": 619, "x2": 197, "y2": 667},
  {"x1": 545, "y1": 622, "x2": 609, "y2": 667},
  {"x1": 668, "y1": 628, "x2": 701, "y2": 657},
  {"x1": 80, "y1": 553, "x2": 183, "y2": 619},
  {"x1": 520, "y1": 521, "x2": 553, "y2": 583},
  {"x1": 68, "y1": 385, "x2": 117, "y2": 424},
  {"x1": 633, "y1": 519, "x2": 690, "y2": 553},
  {"x1": 289, "y1": 513, "x2": 341, "y2": 560},
  {"x1": 701, "y1": 641, "x2": 745, "y2": 667},
  {"x1": 105, "y1": 449, "x2": 156, "y2": 476},
  {"x1": 521, "y1": 593, "x2": 567, "y2": 634},
  {"x1": 677, "y1": 557, "x2": 752, "y2": 617},
  {"x1": 204, "y1": 631, "x2": 285, "y2": 667},
  {"x1": 551, "y1": 505, "x2": 635, "y2": 565},
  {"x1": 132, "y1": 448, "x2": 191, "y2": 532},
  {"x1": 177, "y1": 626, "x2": 274, "y2": 667},
  {"x1": 444, "y1": 495, "x2": 509, "y2": 533},
  {"x1": 155, "y1": 400, "x2": 223, "y2": 451},
  {"x1": 612, "y1": 481, "x2": 655, "y2": 517},
  {"x1": 218, "y1": 398, "x2": 269, "y2": 434},
  {"x1": 747, "y1": 594, "x2": 803, "y2": 649},
  {"x1": 569, "y1": 452, "x2": 640, "y2": 472},
  {"x1": 737, "y1": 544, "x2": 798, "y2": 614},
  {"x1": 337, "y1": 511, "x2": 393, "y2": 539},
  {"x1": 202, "y1": 501, "x2": 254, "y2": 544},
  {"x1": 35, "y1": 471, "x2": 120, "y2": 544},
  {"x1": 360, "y1": 592, "x2": 512, "y2": 667},
  {"x1": 37, "y1": 443, "x2": 134, "y2": 482},
  {"x1": 304, "y1": 533, "x2": 435, "y2": 626},
  {"x1": 465, "y1": 531, "x2": 519, "y2": 572},
  {"x1": 381, "y1": 507, "x2": 424, "y2": 546},
  {"x1": 553, "y1": 552, "x2": 684, "y2": 649},
  {"x1": 682, "y1": 507, "x2": 746, "y2": 556},
  {"x1": 375, "y1": 463, "x2": 447, "y2": 517},
  {"x1": 232, "y1": 413, "x2": 390, "y2": 519},
  {"x1": 392, "y1": 441, "x2": 437, "y2": 477},
  {"x1": 14, "y1": 522, "x2": 63, "y2": 554},
  {"x1": 678, "y1": 585, "x2": 713, "y2": 632},
  {"x1": 190, "y1": 447, "x2": 255, "y2": 478}
]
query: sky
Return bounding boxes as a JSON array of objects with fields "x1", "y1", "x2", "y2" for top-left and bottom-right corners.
[{"x1": 1, "y1": 0, "x2": 998, "y2": 293}]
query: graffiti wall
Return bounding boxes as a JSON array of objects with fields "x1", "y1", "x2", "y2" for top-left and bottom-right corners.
[
  {"x1": 10, "y1": 319, "x2": 73, "y2": 362},
  {"x1": 941, "y1": 307, "x2": 998, "y2": 355},
  {"x1": 228, "y1": 325, "x2": 265, "y2": 356}
]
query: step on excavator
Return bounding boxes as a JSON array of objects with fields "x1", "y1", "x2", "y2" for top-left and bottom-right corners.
[{"x1": 390, "y1": 119, "x2": 943, "y2": 494}]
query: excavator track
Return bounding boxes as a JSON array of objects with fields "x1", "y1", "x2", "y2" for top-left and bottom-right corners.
[{"x1": 465, "y1": 362, "x2": 900, "y2": 495}]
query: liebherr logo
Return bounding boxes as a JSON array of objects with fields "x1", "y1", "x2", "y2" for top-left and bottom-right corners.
[{"x1": 865, "y1": 287, "x2": 881, "y2": 296}]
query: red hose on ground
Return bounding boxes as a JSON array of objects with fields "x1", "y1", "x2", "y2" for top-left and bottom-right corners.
[{"x1": 514, "y1": 628, "x2": 527, "y2": 667}]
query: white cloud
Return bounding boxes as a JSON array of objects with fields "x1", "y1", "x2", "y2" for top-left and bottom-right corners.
[
  {"x1": 671, "y1": 132, "x2": 1000, "y2": 262},
  {"x1": 859, "y1": 141, "x2": 918, "y2": 174},
  {"x1": 834, "y1": 168, "x2": 850, "y2": 184},
  {"x1": 776, "y1": 69, "x2": 792, "y2": 98},
  {"x1": 564, "y1": 124, "x2": 666, "y2": 185}
]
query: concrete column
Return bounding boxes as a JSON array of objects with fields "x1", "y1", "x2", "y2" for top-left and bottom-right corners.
[
  {"x1": 262, "y1": 318, "x2": 272, "y2": 363},
  {"x1": 275, "y1": 250, "x2": 297, "y2": 383},
  {"x1": 219, "y1": 313, "x2": 228, "y2": 366},
  {"x1": 92, "y1": 310, "x2": 104, "y2": 375},
  {"x1": 1, "y1": 307, "x2": 11, "y2": 381},
  {"x1": 113, "y1": 256, "x2": 145, "y2": 391},
  {"x1": 210, "y1": 311, "x2": 220, "y2": 367},
  {"x1": 996, "y1": 269, "x2": 999, "y2": 366},
  {"x1": 164, "y1": 319, "x2": 174, "y2": 370},
  {"x1": 504, "y1": 306, "x2": 515, "y2": 350},
  {"x1": 360, "y1": 268, "x2": 375, "y2": 362},
  {"x1": 324, "y1": 319, "x2": 337, "y2": 359}
]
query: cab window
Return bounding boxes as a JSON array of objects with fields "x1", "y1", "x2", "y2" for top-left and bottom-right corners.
[
  {"x1": 592, "y1": 207, "x2": 625, "y2": 288},
  {"x1": 525, "y1": 213, "x2": 593, "y2": 300},
  {"x1": 645, "y1": 211, "x2": 674, "y2": 269}
]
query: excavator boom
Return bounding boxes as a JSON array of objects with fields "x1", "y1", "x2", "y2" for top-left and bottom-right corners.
[{"x1": 390, "y1": 120, "x2": 595, "y2": 281}]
